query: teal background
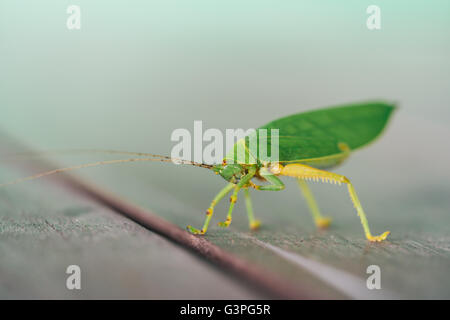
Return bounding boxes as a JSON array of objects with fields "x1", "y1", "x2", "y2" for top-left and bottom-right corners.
[
  {"x1": 1, "y1": 0, "x2": 450, "y2": 233},
  {"x1": 1, "y1": 0, "x2": 450, "y2": 224},
  {"x1": 1, "y1": 1, "x2": 449, "y2": 144}
]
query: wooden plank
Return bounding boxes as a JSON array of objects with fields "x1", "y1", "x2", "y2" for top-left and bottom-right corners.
[
  {"x1": 2, "y1": 114, "x2": 448, "y2": 299},
  {"x1": 0, "y1": 141, "x2": 269, "y2": 299},
  {"x1": 1, "y1": 134, "x2": 334, "y2": 299}
]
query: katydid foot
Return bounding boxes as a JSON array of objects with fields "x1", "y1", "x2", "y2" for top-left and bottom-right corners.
[
  {"x1": 366, "y1": 231, "x2": 390, "y2": 242},
  {"x1": 249, "y1": 219, "x2": 261, "y2": 230},
  {"x1": 217, "y1": 217, "x2": 231, "y2": 228},
  {"x1": 315, "y1": 217, "x2": 332, "y2": 229},
  {"x1": 186, "y1": 225, "x2": 205, "y2": 235}
]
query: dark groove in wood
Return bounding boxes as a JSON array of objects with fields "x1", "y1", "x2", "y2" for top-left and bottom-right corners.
[{"x1": 0, "y1": 132, "x2": 319, "y2": 299}]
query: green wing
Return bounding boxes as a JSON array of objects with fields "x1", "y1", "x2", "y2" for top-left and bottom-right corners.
[{"x1": 255, "y1": 101, "x2": 396, "y2": 168}]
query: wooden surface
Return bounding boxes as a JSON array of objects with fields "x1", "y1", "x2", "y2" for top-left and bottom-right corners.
[
  {"x1": 1, "y1": 115, "x2": 450, "y2": 299},
  {"x1": 0, "y1": 138, "x2": 268, "y2": 299},
  {"x1": 0, "y1": 170, "x2": 267, "y2": 299}
]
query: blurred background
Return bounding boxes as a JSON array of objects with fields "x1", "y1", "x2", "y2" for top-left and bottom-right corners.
[{"x1": 1, "y1": 0, "x2": 450, "y2": 299}]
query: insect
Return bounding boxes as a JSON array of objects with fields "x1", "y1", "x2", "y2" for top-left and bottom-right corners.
[{"x1": 1, "y1": 101, "x2": 395, "y2": 242}]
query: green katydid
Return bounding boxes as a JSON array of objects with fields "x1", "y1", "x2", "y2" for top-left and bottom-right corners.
[{"x1": 1, "y1": 101, "x2": 395, "y2": 242}]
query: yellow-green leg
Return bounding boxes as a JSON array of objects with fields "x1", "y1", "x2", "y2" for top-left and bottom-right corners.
[
  {"x1": 217, "y1": 167, "x2": 257, "y2": 229},
  {"x1": 243, "y1": 188, "x2": 261, "y2": 230},
  {"x1": 278, "y1": 163, "x2": 390, "y2": 242},
  {"x1": 297, "y1": 179, "x2": 332, "y2": 229},
  {"x1": 218, "y1": 186, "x2": 239, "y2": 228},
  {"x1": 187, "y1": 183, "x2": 234, "y2": 235},
  {"x1": 347, "y1": 182, "x2": 390, "y2": 242},
  {"x1": 188, "y1": 167, "x2": 257, "y2": 234}
]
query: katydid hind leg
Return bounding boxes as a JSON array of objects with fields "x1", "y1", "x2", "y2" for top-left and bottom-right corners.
[{"x1": 278, "y1": 163, "x2": 390, "y2": 242}]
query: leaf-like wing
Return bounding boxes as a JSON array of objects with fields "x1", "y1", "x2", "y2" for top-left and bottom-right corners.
[{"x1": 255, "y1": 101, "x2": 395, "y2": 165}]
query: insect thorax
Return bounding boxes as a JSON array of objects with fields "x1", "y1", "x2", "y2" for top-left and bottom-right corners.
[{"x1": 213, "y1": 162, "x2": 260, "y2": 184}]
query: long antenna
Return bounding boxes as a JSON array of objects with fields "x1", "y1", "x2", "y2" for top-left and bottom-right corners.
[
  {"x1": 8, "y1": 149, "x2": 179, "y2": 159},
  {"x1": 0, "y1": 156, "x2": 213, "y2": 188}
]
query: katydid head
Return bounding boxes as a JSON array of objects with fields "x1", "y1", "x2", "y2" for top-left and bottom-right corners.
[{"x1": 213, "y1": 163, "x2": 246, "y2": 183}]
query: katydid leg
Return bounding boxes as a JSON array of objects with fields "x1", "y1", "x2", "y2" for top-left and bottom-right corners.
[
  {"x1": 187, "y1": 182, "x2": 234, "y2": 235},
  {"x1": 252, "y1": 167, "x2": 285, "y2": 191},
  {"x1": 243, "y1": 188, "x2": 261, "y2": 230},
  {"x1": 217, "y1": 168, "x2": 257, "y2": 228},
  {"x1": 297, "y1": 179, "x2": 332, "y2": 228},
  {"x1": 279, "y1": 163, "x2": 390, "y2": 242},
  {"x1": 217, "y1": 186, "x2": 239, "y2": 228}
]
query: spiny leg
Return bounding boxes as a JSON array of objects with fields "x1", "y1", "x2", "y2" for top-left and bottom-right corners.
[
  {"x1": 346, "y1": 182, "x2": 389, "y2": 242},
  {"x1": 243, "y1": 188, "x2": 261, "y2": 230},
  {"x1": 278, "y1": 163, "x2": 390, "y2": 242},
  {"x1": 297, "y1": 179, "x2": 332, "y2": 229},
  {"x1": 187, "y1": 182, "x2": 234, "y2": 235}
]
